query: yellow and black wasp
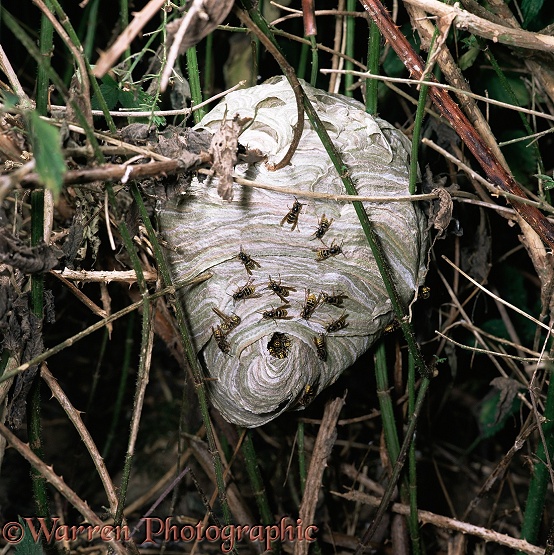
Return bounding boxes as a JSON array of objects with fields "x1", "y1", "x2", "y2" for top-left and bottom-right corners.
[
  {"x1": 310, "y1": 214, "x2": 334, "y2": 241},
  {"x1": 298, "y1": 384, "x2": 316, "y2": 406},
  {"x1": 237, "y1": 246, "x2": 261, "y2": 275},
  {"x1": 260, "y1": 304, "x2": 292, "y2": 321},
  {"x1": 267, "y1": 332, "x2": 292, "y2": 359},
  {"x1": 212, "y1": 325, "x2": 231, "y2": 354},
  {"x1": 280, "y1": 197, "x2": 305, "y2": 231},
  {"x1": 325, "y1": 312, "x2": 349, "y2": 333},
  {"x1": 300, "y1": 289, "x2": 320, "y2": 320},
  {"x1": 315, "y1": 239, "x2": 343, "y2": 261},
  {"x1": 266, "y1": 275, "x2": 297, "y2": 303},
  {"x1": 312, "y1": 333, "x2": 328, "y2": 361},
  {"x1": 212, "y1": 307, "x2": 241, "y2": 333},
  {"x1": 231, "y1": 278, "x2": 261, "y2": 303},
  {"x1": 319, "y1": 291, "x2": 348, "y2": 307}
]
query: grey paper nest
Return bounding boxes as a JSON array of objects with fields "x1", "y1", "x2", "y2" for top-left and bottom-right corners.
[{"x1": 158, "y1": 76, "x2": 429, "y2": 427}]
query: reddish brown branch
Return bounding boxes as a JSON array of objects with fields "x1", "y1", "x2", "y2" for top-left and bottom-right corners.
[
  {"x1": 302, "y1": 0, "x2": 318, "y2": 36},
  {"x1": 359, "y1": 0, "x2": 554, "y2": 250}
]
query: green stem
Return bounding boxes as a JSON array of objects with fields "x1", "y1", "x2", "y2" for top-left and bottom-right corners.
[
  {"x1": 241, "y1": 430, "x2": 274, "y2": 526},
  {"x1": 365, "y1": 20, "x2": 380, "y2": 115},
  {"x1": 130, "y1": 184, "x2": 233, "y2": 526},
  {"x1": 374, "y1": 342, "x2": 400, "y2": 461},
  {"x1": 2, "y1": 8, "x2": 108, "y2": 156},
  {"x1": 29, "y1": 189, "x2": 53, "y2": 551},
  {"x1": 519, "y1": 363, "x2": 554, "y2": 549},
  {"x1": 36, "y1": 0, "x2": 54, "y2": 116},
  {"x1": 345, "y1": 0, "x2": 356, "y2": 96},
  {"x1": 105, "y1": 184, "x2": 149, "y2": 527},
  {"x1": 186, "y1": 46, "x2": 205, "y2": 123},
  {"x1": 47, "y1": 0, "x2": 117, "y2": 134},
  {"x1": 239, "y1": 0, "x2": 431, "y2": 379},
  {"x1": 298, "y1": 42, "x2": 309, "y2": 81},
  {"x1": 354, "y1": 377, "x2": 431, "y2": 554},
  {"x1": 309, "y1": 35, "x2": 318, "y2": 87},
  {"x1": 407, "y1": 354, "x2": 421, "y2": 555},
  {"x1": 102, "y1": 313, "x2": 134, "y2": 460}
]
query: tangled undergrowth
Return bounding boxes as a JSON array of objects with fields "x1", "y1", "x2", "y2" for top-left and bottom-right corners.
[{"x1": 0, "y1": 0, "x2": 553, "y2": 554}]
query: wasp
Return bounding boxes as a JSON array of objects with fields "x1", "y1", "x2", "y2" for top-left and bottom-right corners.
[
  {"x1": 325, "y1": 312, "x2": 349, "y2": 333},
  {"x1": 298, "y1": 384, "x2": 317, "y2": 406},
  {"x1": 212, "y1": 307, "x2": 241, "y2": 333},
  {"x1": 319, "y1": 291, "x2": 348, "y2": 307},
  {"x1": 315, "y1": 239, "x2": 343, "y2": 261},
  {"x1": 260, "y1": 304, "x2": 292, "y2": 321},
  {"x1": 280, "y1": 197, "x2": 305, "y2": 231},
  {"x1": 384, "y1": 319, "x2": 401, "y2": 334},
  {"x1": 300, "y1": 289, "x2": 320, "y2": 320},
  {"x1": 237, "y1": 246, "x2": 261, "y2": 275},
  {"x1": 212, "y1": 325, "x2": 231, "y2": 354},
  {"x1": 419, "y1": 286, "x2": 431, "y2": 299},
  {"x1": 312, "y1": 333, "x2": 328, "y2": 361},
  {"x1": 310, "y1": 214, "x2": 334, "y2": 241},
  {"x1": 231, "y1": 278, "x2": 262, "y2": 303},
  {"x1": 266, "y1": 275, "x2": 297, "y2": 303},
  {"x1": 267, "y1": 332, "x2": 292, "y2": 359}
]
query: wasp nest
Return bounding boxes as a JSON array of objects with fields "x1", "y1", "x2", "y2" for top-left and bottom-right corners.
[{"x1": 158, "y1": 76, "x2": 428, "y2": 427}]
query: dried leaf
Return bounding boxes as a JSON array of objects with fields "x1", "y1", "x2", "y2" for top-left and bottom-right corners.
[
  {"x1": 166, "y1": 0, "x2": 235, "y2": 56},
  {"x1": 0, "y1": 228, "x2": 63, "y2": 273},
  {"x1": 209, "y1": 116, "x2": 248, "y2": 200},
  {"x1": 430, "y1": 187, "x2": 453, "y2": 237}
]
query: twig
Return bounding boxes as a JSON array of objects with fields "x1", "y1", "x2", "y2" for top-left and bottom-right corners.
[
  {"x1": 435, "y1": 331, "x2": 550, "y2": 362},
  {"x1": 93, "y1": 0, "x2": 166, "y2": 78},
  {"x1": 319, "y1": 68, "x2": 554, "y2": 123},
  {"x1": 0, "y1": 286, "x2": 175, "y2": 384},
  {"x1": 336, "y1": 490, "x2": 545, "y2": 555},
  {"x1": 40, "y1": 365, "x2": 122, "y2": 518},
  {"x1": 442, "y1": 255, "x2": 553, "y2": 334},
  {"x1": 0, "y1": 421, "x2": 128, "y2": 555},
  {"x1": 235, "y1": 5, "x2": 305, "y2": 170},
  {"x1": 359, "y1": 0, "x2": 554, "y2": 249},
  {"x1": 0, "y1": 46, "x2": 33, "y2": 107},
  {"x1": 402, "y1": 0, "x2": 554, "y2": 53},
  {"x1": 32, "y1": 0, "x2": 93, "y2": 125},
  {"x1": 48, "y1": 79, "x2": 247, "y2": 117},
  {"x1": 52, "y1": 269, "x2": 158, "y2": 283},
  {"x1": 295, "y1": 394, "x2": 346, "y2": 555},
  {"x1": 20, "y1": 153, "x2": 210, "y2": 186}
]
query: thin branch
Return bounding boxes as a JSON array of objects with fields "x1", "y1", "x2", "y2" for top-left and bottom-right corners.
[
  {"x1": 40, "y1": 365, "x2": 122, "y2": 517},
  {"x1": 93, "y1": 0, "x2": 166, "y2": 78},
  {"x1": 402, "y1": 0, "x2": 554, "y2": 53},
  {"x1": 0, "y1": 422, "x2": 128, "y2": 555},
  {"x1": 337, "y1": 489, "x2": 545, "y2": 555}
]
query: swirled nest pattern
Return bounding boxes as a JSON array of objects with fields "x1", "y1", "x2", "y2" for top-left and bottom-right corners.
[{"x1": 158, "y1": 76, "x2": 429, "y2": 427}]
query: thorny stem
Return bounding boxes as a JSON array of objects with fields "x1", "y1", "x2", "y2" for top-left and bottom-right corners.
[
  {"x1": 239, "y1": 0, "x2": 432, "y2": 381},
  {"x1": 354, "y1": 376, "x2": 431, "y2": 554},
  {"x1": 358, "y1": 0, "x2": 554, "y2": 250},
  {"x1": 130, "y1": 184, "x2": 234, "y2": 527}
]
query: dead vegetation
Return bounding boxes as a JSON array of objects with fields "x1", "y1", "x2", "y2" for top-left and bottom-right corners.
[{"x1": 0, "y1": 0, "x2": 553, "y2": 554}]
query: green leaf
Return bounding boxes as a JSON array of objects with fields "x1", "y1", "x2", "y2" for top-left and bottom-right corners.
[
  {"x1": 521, "y1": 0, "x2": 543, "y2": 27},
  {"x1": 91, "y1": 74, "x2": 119, "y2": 110},
  {"x1": 478, "y1": 379, "x2": 522, "y2": 439},
  {"x1": 14, "y1": 518, "x2": 45, "y2": 555},
  {"x1": 484, "y1": 72, "x2": 530, "y2": 107},
  {"x1": 26, "y1": 111, "x2": 66, "y2": 198},
  {"x1": 500, "y1": 129, "x2": 539, "y2": 186}
]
